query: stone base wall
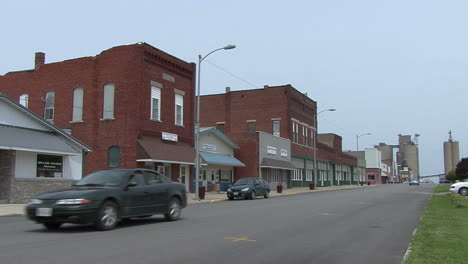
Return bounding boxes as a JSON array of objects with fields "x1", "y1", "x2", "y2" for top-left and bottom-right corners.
[
  {"x1": 10, "y1": 178, "x2": 77, "y2": 203},
  {"x1": 0, "y1": 150, "x2": 13, "y2": 202}
]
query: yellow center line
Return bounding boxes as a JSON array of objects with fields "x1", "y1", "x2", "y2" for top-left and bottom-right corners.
[
  {"x1": 319, "y1": 212, "x2": 336, "y2": 216},
  {"x1": 224, "y1": 237, "x2": 256, "y2": 242}
]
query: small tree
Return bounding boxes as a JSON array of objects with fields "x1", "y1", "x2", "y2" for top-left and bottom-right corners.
[
  {"x1": 446, "y1": 170, "x2": 456, "y2": 182},
  {"x1": 455, "y1": 158, "x2": 468, "y2": 181}
]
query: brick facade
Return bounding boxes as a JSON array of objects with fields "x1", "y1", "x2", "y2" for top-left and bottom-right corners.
[
  {"x1": 10, "y1": 178, "x2": 77, "y2": 204},
  {"x1": 200, "y1": 85, "x2": 357, "y2": 186},
  {"x1": 0, "y1": 43, "x2": 196, "y2": 179}
]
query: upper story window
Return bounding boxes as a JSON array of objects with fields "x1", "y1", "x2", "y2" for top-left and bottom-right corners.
[
  {"x1": 103, "y1": 83, "x2": 114, "y2": 120},
  {"x1": 247, "y1": 121, "x2": 256, "y2": 132},
  {"x1": 44, "y1": 91, "x2": 55, "y2": 121},
  {"x1": 292, "y1": 121, "x2": 299, "y2": 143},
  {"x1": 303, "y1": 126, "x2": 308, "y2": 146},
  {"x1": 72, "y1": 88, "x2": 83, "y2": 122},
  {"x1": 151, "y1": 86, "x2": 161, "y2": 121},
  {"x1": 175, "y1": 94, "x2": 184, "y2": 126},
  {"x1": 108, "y1": 146, "x2": 120, "y2": 168},
  {"x1": 272, "y1": 120, "x2": 280, "y2": 137},
  {"x1": 19, "y1": 94, "x2": 29, "y2": 108}
]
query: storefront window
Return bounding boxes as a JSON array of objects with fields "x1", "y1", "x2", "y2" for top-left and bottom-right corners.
[{"x1": 37, "y1": 154, "x2": 63, "y2": 178}]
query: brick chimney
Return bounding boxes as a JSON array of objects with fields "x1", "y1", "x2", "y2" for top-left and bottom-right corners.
[{"x1": 35, "y1": 52, "x2": 45, "y2": 70}]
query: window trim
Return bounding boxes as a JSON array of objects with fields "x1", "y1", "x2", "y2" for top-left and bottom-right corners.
[
  {"x1": 44, "y1": 91, "x2": 55, "y2": 121},
  {"x1": 151, "y1": 86, "x2": 161, "y2": 121},
  {"x1": 102, "y1": 83, "x2": 115, "y2": 120},
  {"x1": 72, "y1": 87, "x2": 84, "y2": 122},
  {"x1": 175, "y1": 93, "x2": 184, "y2": 126}
]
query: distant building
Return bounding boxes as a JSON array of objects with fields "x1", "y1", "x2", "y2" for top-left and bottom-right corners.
[
  {"x1": 443, "y1": 131, "x2": 460, "y2": 175},
  {"x1": 396, "y1": 134, "x2": 420, "y2": 179}
]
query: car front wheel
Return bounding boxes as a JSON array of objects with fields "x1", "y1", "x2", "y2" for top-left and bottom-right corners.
[
  {"x1": 250, "y1": 191, "x2": 256, "y2": 200},
  {"x1": 460, "y1": 188, "x2": 468, "y2": 196},
  {"x1": 43, "y1": 222, "x2": 62, "y2": 230},
  {"x1": 95, "y1": 201, "x2": 118, "y2": 231},
  {"x1": 165, "y1": 198, "x2": 182, "y2": 221},
  {"x1": 264, "y1": 190, "x2": 270, "y2": 198}
]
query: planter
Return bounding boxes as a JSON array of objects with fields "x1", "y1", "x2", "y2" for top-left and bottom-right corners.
[
  {"x1": 309, "y1": 183, "x2": 315, "y2": 190},
  {"x1": 198, "y1": 186, "x2": 206, "y2": 199},
  {"x1": 276, "y1": 185, "x2": 283, "y2": 193}
]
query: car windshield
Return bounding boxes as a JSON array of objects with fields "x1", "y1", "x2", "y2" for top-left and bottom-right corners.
[
  {"x1": 74, "y1": 170, "x2": 128, "y2": 187},
  {"x1": 234, "y1": 178, "x2": 256, "y2": 186}
]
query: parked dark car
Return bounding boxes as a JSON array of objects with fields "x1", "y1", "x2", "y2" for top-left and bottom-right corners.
[
  {"x1": 227, "y1": 178, "x2": 270, "y2": 200},
  {"x1": 25, "y1": 169, "x2": 187, "y2": 231}
]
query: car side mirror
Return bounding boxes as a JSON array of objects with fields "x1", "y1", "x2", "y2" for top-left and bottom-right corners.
[{"x1": 127, "y1": 182, "x2": 138, "y2": 187}]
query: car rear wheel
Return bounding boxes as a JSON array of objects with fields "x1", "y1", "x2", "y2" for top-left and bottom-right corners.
[
  {"x1": 264, "y1": 190, "x2": 270, "y2": 198},
  {"x1": 460, "y1": 188, "x2": 468, "y2": 196},
  {"x1": 43, "y1": 222, "x2": 61, "y2": 230},
  {"x1": 95, "y1": 201, "x2": 118, "y2": 231},
  {"x1": 250, "y1": 191, "x2": 256, "y2": 200},
  {"x1": 165, "y1": 198, "x2": 182, "y2": 221}
]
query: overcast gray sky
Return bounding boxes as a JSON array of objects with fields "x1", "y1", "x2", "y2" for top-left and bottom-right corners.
[{"x1": 1, "y1": 0, "x2": 466, "y2": 175}]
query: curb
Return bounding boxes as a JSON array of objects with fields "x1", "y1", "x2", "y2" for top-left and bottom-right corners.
[{"x1": 189, "y1": 185, "x2": 372, "y2": 204}]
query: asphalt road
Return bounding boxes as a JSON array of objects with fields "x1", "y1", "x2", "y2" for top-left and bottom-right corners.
[{"x1": 0, "y1": 184, "x2": 434, "y2": 264}]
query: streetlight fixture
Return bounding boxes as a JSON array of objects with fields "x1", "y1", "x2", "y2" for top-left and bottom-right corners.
[
  {"x1": 194, "y1": 44, "x2": 236, "y2": 199},
  {"x1": 356, "y1": 133, "x2": 371, "y2": 151},
  {"x1": 313, "y1": 108, "x2": 336, "y2": 188}
]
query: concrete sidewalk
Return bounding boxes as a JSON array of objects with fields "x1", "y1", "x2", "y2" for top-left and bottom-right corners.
[{"x1": 0, "y1": 184, "x2": 373, "y2": 217}]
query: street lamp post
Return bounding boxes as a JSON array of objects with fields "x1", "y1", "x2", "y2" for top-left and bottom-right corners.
[
  {"x1": 195, "y1": 44, "x2": 236, "y2": 199},
  {"x1": 356, "y1": 133, "x2": 371, "y2": 151},
  {"x1": 313, "y1": 108, "x2": 336, "y2": 188}
]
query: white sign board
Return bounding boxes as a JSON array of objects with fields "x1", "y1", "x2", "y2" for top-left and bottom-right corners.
[
  {"x1": 202, "y1": 144, "x2": 217, "y2": 151},
  {"x1": 281, "y1": 149, "x2": 288, "y2": 157},
  {"x1": 267, "y1": 146, "x2": 277, "y2": 155},
  {"x1": 162, "y1": 132, "x2": 178, "y2": 142}
]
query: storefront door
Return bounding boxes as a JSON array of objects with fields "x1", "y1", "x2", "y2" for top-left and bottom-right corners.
[{"x1": 179, "y1": 165, "x2": 189, "y2": 191}]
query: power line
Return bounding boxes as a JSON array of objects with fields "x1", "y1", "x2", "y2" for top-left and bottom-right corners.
[{"x1": 204, "y1": 59, "x2": 259, "y2": 89}]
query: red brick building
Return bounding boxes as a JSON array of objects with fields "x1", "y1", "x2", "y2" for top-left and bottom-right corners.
[
  {"x1": 0, "y1": 43, "x2": 196, "y2": 191},
  {"x1": 200, "y1": 85, "x2": 358, "y2": 187}
]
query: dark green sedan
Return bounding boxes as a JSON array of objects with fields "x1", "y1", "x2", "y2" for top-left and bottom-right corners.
[{"x1": 25, "y1": 169, "x2": 187, "y2": 231}]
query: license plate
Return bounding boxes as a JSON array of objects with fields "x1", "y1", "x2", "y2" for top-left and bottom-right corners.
[
  {"x1": 36, "y1": 208, "x2": 52, "y2": 217},
  {"x1": 233, "y1": 192, "x2": 238, "y2": 195}
]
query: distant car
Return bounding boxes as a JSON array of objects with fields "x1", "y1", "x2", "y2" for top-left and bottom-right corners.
[
  {"x1": 450, "y1": 182, "x2": 468, "y2": 196},
  {"x1": 409, "y1": 179, "x2": 419, "y2": 186},
  {"x1": 227, "y1": 178, "x2": 270, "y2": 200},
  {"x1": 439, "y1": 179, "x2": 453, "y2": 184},
  {"x1": 26, "y1": 169, "x2": 187, "y2": 231}
]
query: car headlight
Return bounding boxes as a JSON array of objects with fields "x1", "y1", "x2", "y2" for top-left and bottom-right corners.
[
  {"x1": 28, "y1": 199, "x2": 43, "y2": 205},
  {"x1": 56, "y1": 199, "x2": 91, "y2": 205},
  {"x1": 241, "y1": 187, "x2": 250, "y2": 192}
]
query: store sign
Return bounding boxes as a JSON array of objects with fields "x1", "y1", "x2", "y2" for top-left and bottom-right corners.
[
  {"x1": 281, "y1": 149, "x2": 288, "y2": 157},
  {"x1": 37, "y1": 154, "x2": 63, "y2": 178},
  {"x1": 267, "y1": 146, "x2": 277, "y2": 155},
  {"x1": 162, "y1": 132, "x2": 178, "y2": 142},
  {"x1": 202, "y1": 144, "x2": 217, "y2": 151}
]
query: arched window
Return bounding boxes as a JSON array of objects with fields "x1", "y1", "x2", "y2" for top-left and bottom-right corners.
[
  {"x1": 19, "y1": 94, "x2": 29, "y2": 108},
  {"x1": 108, "y1": 146, "x2": 120, "y2": 168}
]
